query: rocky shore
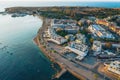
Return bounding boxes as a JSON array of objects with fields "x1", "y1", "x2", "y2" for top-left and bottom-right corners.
[
  {"x1": 33, "y1": 17, "x2": 65, "y2": 79},
  {"x1": 4, "y1": 6, "x2": 120, "y2": 80},
  {"x1": 33, "y1": 17, "x2": 85, "y2": 80}
]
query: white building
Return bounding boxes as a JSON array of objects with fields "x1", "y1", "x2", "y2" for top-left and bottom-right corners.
[
  {"x1": 92, "y1": 41, "x2": 102, "y2": 56},
  {"x1": 47, "y1": 28, "x2": 67, "y2": 44},
  {"x1": 65, "y1": 34, "x2": 75, "y2": 41},
  {"x1": 88, "y1": 24, "x2": 115, "y2": 39},
  {"x1": 66, "y1": 42, "x2": 88, "y2": 60},
  {"x1": 75, "y1": 34, "x2": 86, "y2": 44},
  {"x1": 51, "y1": 19, "x2": 77, "y2": 27},
  {"x1": 51, "y1": 19, "x2": 79, "y2": 34},
  {"x1": 64, "y1": 25, "x2": 79, "y2": 34},
  {"x1": 108, "y1": 61, "x2": 120, "y2": 75}
]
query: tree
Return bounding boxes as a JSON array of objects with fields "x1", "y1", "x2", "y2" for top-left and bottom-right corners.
[
  {"x1": 65, "y1": 9, "x2": 71, "y2": 15},
  {"x1": 56, "y1": 30, "x2": 68, "y2": 37},
  {"x1": 90, "y1": 38, "x2": 94, "y2": 44},
  {"x1": 77, "y1": 30, "x2": 81, "y2": 34},
  {"x1": 70, "y1": 10, "x2": 76, "y2": 17},
  {"x1": 94, "y1": 74, "x2": 98, "y2": 80},
  {"x1": 105, "y1": 42, "x2": 112, "y2": 49}
]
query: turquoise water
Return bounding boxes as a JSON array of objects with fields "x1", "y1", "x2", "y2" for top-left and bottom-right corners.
[
  {"x1": 0, "y1": 1, "x2": 120, "y2": 80},
  {"x1": 0, "y1": 14, "x2": 56, "y2": 80},
  {"x1": 0, "y1": 14, "x2": 79, "y2": 80}
]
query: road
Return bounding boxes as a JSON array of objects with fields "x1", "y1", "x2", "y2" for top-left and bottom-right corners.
[
  {"x1": 37, "y1": 18, "x2": 111, "y2": 80},
  {"x1": 98, "y1": 64, "x2": 120, "y2": 80}
]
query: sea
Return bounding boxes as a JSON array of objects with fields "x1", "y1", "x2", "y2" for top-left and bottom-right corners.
[{"x1": 0, "y1": 1, "x2": 120, "y2": 80}]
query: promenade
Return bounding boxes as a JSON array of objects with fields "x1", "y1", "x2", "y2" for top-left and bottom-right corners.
[
  {"x1": 98, "y1": 64, "x2": 120, "y2": 80},
  {"x1": 34, "y1": 18, "x2": 110, "y2": 80}
]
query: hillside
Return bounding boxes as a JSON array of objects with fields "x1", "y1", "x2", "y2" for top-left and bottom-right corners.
[{"x1": 5, "y1": 7, "x2": 120, "y2": 20}]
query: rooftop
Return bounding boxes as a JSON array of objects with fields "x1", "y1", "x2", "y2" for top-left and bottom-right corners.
[
  {"x1": 69, "y1": 42, "x2": 88, "y2": 52},
  {"x1": 92, "y1": 24, "x2": 105, "y2": 31},
  {"x1": 53, "y1": 19, "x2": 76, "y2": 26},
  {"x1": 93, "y1": 41, "x2": 101, "y2": 47}
]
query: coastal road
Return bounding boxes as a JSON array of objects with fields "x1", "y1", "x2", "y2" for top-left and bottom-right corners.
[
  {"x1": 47, "y1": 42, "x2": 64, "y2": 53},
  {"x1": 98, "y1": 64, "x2": 120, "y2": 80},
  {"x1": 37, "y1": 18, "x2": 110, "y2": 80},
  {"x1": 43, "y1": 37, "x2": 108, "y2": 79},
  {"x1": 50, "y1": 51, "x2": 108, "y2": 80},
  {"x1": 45, "y1": 39, "x2": 111, "y2": 80}
]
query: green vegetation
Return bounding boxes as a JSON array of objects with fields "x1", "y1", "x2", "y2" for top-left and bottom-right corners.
[
  {"x1": 105, "y1": 42, "x2": 112, "y2": 49},
  {"x1": 40, "y1": 11, "x2": 69, "y2": 19},
  {"x1": 39, "y1": 7, "x2": 120, "y2": 20},
  {"x1": 43, "y1": 45, "x2": 46, "y2": 48},
  {"x1": 63, "y1": 43, "x2": 68, "y2": 47},
  {"x1": 88, "y1": 9, "x2": 120, "y2": 19},
  {"x1": 94, "y1": 74, "x2": 98, "y2": 80},
  {"x1": 6, "y1": 7, "x2": 120, "y2": 21},
  {"x1": 51, "y1": 50, "x2": 57, "y2": 53},
  {"x1": 56, "y1": 30, "x2": 68, "y2": 37},
  {"x1": 95, "y1": 38, "x2": 120, "y2": 43},
  {"x1": 109, "y1": 16, "x2": 120, "y2": 26},
  {"x1": 80, "y1": 29, "x2": 88, "y2": 35},
  {"x1": 90, "y1": 38, "x2": 94, "y2": 44}
]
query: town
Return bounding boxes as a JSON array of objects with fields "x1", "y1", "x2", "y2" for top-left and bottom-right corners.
[
  {"x1": 42, "y1": 15, "x2": 120, "y2": 79},
  {"x1": 5, "y1": 7, "x2": 120, "y2": 80}
]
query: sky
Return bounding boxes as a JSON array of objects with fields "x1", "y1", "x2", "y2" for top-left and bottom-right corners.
[{"x1": 0, "y1": 0, "x2": 120, "y2": 2}]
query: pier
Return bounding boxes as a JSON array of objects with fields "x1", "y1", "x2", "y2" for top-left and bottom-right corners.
[{"x1": 54, "y1": 68, "x2": 67, "y2": 79}]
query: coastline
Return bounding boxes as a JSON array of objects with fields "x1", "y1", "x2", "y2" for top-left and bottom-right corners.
[
  {"x1": 4, "y1": 6, "x2": 120, "y2": 80},
  {"x1": 33, "y1": 17, "x2": 85, "y2": 80},
  {"x1": 33, "y1": 16, "x2": 66, "y2": 79}
]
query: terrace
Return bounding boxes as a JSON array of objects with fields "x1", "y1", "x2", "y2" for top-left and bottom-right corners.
[
  {"x1": 88, "y1": 24, "x2": 115, "y2": 39},
  {"x1": 65, "y1": 42, "x2": 88, "y2": 60},
  {"x1": 47, "y1": 28, "x2": 67, "y2": 44},
  {"x1": 108, "y1": 61, "x2": 120, "y2": 75}
]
